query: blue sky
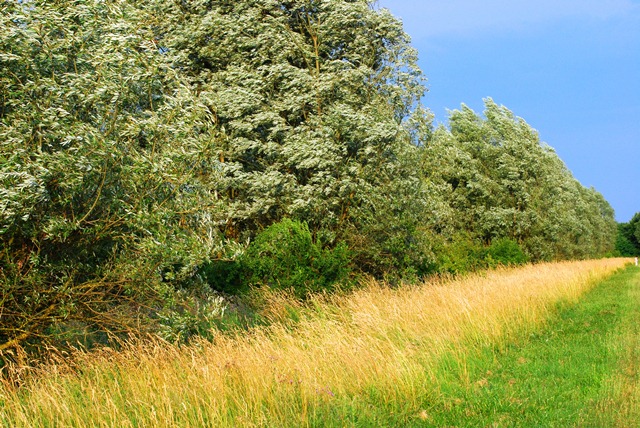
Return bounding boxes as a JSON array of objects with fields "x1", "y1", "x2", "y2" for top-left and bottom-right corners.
[{"x1": 378, "y1": 0, "x2": 640, "y2": 222}]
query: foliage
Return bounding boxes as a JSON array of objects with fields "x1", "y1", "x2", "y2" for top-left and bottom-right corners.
[
  {"x1": 436, "y1": 236, "x2": 528, "y2": 274},
  {"x1": 420, "y1": 99, "x2": 617, "y2": 266},
  {"x1": 0, "y1": 0, "x2": 224, "y2": 353},
  {"x1": 240, "y1": 219, "x2": 351, "y2": 297},
  {"x1": 151, "y1": 0, "x2": 426, "y2": 247},
  {"x1": 486, "y1": 238, "x2": 528, "y2": 266},
  {"x1": 0, "y1": 0, "x2": 623, "y2": 358},
  {"x1": 200, "y1": 260, "x2": 245, "y2": 295},
  {"x1": 156, "y1": 288, "x2": 227, "y2": 343},
  {"x1": 615, "y1": 213, "x2": 640, "y2": 256},
  {"x1": 436, "y1": 235, "x2": 489, "y2": 274},
  {"x1": 344, "y1": 142, "x2": 437, "y2": 281}
]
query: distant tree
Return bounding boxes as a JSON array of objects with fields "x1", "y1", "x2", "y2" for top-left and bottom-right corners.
[
  {"x1": 634, "y1": 213, "x2": 640, "y2": 244},
  {"x1": 616, "y1": 213, "x2": 640, "y2": 256},
  {"x1": 419, "y1": 99, "x2": 617, "y2": 264}
]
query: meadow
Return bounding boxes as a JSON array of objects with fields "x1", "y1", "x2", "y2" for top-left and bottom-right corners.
[{"x1": 0, "y1": 258, "x2": 635, "y2": 427}]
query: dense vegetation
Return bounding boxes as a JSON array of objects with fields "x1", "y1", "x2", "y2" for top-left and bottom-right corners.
[
  {"x1": 0, "y1": 0, "x2": 618, "y2": 355},
  {"x1": 615, "y1": 212, "x2": 640, "y2": 256}
]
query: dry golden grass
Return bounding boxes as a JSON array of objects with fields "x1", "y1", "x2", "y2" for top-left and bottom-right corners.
[{"x1": 0, "y1": 258, "x2": 630, "y2": 427}]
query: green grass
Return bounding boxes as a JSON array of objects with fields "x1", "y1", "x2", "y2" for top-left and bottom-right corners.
[{"x1": 420, "y1": 264, "x2": 640, "y2": 427}]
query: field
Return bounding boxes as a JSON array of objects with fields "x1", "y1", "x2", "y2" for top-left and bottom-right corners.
[{"x1": 1, "y1": 258, "x2": 637, "y2": 427}]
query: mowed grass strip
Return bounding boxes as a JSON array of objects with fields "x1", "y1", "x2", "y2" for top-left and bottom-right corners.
[
  {"x1": 424, "y1": 264, "x2": 640, "y2": 427},
  {"x1": 0, "y1": 259, "x2": 630, "y2": 427},
  {"x1": 589, "y1": 265, "x2": 640, "y2": 427}
]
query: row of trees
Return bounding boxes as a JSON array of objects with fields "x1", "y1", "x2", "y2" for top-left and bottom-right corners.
[
  {"x1": 421, "y1": 101, "x2": 617, "y2": 269},
  {"x1": 1, "y1": 0, "x2": 618, "y2": 353}
]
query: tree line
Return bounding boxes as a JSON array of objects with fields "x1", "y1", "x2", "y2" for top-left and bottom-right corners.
[{"x1": 0, "y1": 0, "x2": 618, "y2": 354}]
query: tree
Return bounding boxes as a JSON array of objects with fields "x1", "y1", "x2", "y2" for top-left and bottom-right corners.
[
  {"x1": 147, "y1": 0, "x2": 433, "y2": 278},
  {"x1": 0, "y1": 0, "x2": 622, "y2": 357},
  {"x1": 419, "y1": 99, "x2": 616, "y2": 265},
  {"x1": 1, "y1": 0, "x2": 433, "y2": 354},
  {"x1": 0, "y1": 0, "x2": 224, "y2": 352},
  {"x1": 616, "y1": 213, "x2": 640, "y2": 256},
  {"x1": 151, "y1": 0, "x2": 425, "y2": 236}
]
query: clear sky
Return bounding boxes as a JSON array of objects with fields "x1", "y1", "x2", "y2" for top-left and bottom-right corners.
[{"x1": 377, "y1": 0, "x2": 640, "y2": 222}]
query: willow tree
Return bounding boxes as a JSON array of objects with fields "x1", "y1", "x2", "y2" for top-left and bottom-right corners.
[
  {"x1": 421, "y1": 99, "x2": 616, "y2": 261},
  {"x1": 1, "y1": 0, "x2": 435, "y2": 353},
  {"x1": 0, "y1": 0, "x2": 224, "y2": 352},
  {"x1": 151, "y1": 0, "x2": 426, "y2": 233}
]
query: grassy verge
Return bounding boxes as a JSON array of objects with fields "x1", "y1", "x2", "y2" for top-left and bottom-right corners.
[
  {"x1": 588, "y1": 265, "x2": 640, "y2": 427},
  {"x1": 0, "y1": 259, "x2": 631, "y2": 427},
  {"x1": 422, "y1": 263, "x2": 640, "y2": 427}
]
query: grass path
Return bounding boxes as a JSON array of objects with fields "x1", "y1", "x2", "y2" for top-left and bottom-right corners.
[{"x1": 425, "y1": 264, "x2": 640, "y2": 427}]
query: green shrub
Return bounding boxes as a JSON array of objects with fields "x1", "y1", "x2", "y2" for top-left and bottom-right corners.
[
  {"x1": 240, "y1": 219, "x2": 351, "y2": 297},
  {"x1": 436, "y1": 236, "x2": 528, "y2": 274},
  {"x1": 436, "y1": 237, "x2": 488, "y2": 274},
  {"x1": 486, "y1": 238, "x2": 529, "y2": 266},
  {"x1": 615, "y1": 229, "x2": 639, "y2": 256}
]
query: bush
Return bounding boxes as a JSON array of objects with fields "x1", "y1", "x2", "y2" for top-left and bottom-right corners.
[
  {"x1": 486, "y1": 238, "x2": 529, "y2": 266},
  {"x1": 435, "y1": 236, "x2": 528, "y2": 274},
  {"x1": 240, "y1": 219, "x2": 351, "y2": 297},
  {"x1": 436, "y1": 236, "x2": 488, "y2": 274}
]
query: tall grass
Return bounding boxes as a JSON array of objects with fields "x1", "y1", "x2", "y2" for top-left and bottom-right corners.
[{"x1": 0, "y1": 259, "x2": 630, "y2": 427}]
